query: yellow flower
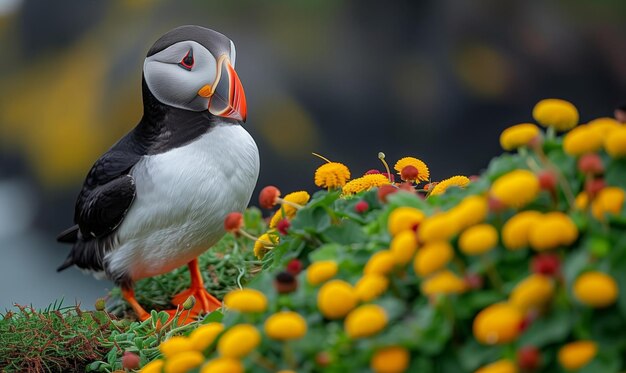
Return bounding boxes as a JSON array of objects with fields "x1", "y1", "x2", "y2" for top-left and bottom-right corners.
[
  {"x1": 604, "y1": 126, "x2": 626, "y2": 158},
  {"x1": 587, "y1": 117, "x2": 621, "y2": 137},
  {"x1": 164, "y1": 351, "x2": 204, "y2": 373},
  {"x1": 188, "y1": 323, "x2": 224, "y2": 351},
  {"x1": 490, "y1": 169, "x2": 540, "y2": 208},
  {"x1": 591, "y1": 186, "x2": 625, "y2": 220},
  {"x1": 421, "y1": 270, "x2": 466, "y2": 295},
  {"x1": 268, "y1": 191, "x2": 311, "y2": 228},
  {"x1": 370, "y1": 346, "x2": 410, "y2": 373},
  {"x1": 418, "y1": 213, "x2": 459, "y2": 243},
  {"x1": 283, "y1": 190, "x2": 310, "y2": 210},
  {"x1": 217, "y1": 324, "x2": 261, "y2": 358},
  {"x1": 509, "y1": 274, "x2": 554, "y2": 312},
  {"x1": 307, "y1": 260, "x2": 339, "y2": 285},
  {"x1": 354, "y1": 274, "x2": 389, "y2": 302},
  {"x1": 315, "y1": 162, "x2": 351, "y2": 189},
  {"x1": 344, "y1": 304, "x2": 387, "y2": 339},
  {"x1": 160, "y1": 336, "x2": 194, "y2": 358},
  {"x1": 141, "y1": 359, "x2": 165, "y2": 373},
  {"x1": 342, "y1": 174, "x2": 391, "y2": 195},
  {"x1": 389, "y1": 230, "x2": 418, "y2": 265},
  {"x1": 200, "y1": 357, "x2": 244, "y2": 373},
  {"x1": 317, "y1": 280, "x2": 357, "y2": 319},
  {"x1": 502, "y1": 210, "x2": 542, "y2": 250},
  {"x1": 528, "y1": 212, "x2": 578, "y2": 251},
  {"x1": 264, "y1": 311, "x2": 307, "y2": 340},
  {"x1": 499, "y1": 123, "x2": 540, "y2": 151},
  {"x1": 474, "y1": 359, "x2": 518, "y2": 373},
  {"x1": 558, "y1": 341, "x2": 597, "y2": 371},
  {"x1": 387, "y1": 207, "x2": 425, "y2": 236},
  {"x1": 573, "y1": 271, "x2": 618, "y2": 308},
  {"x1": 449, "y1": 195, "x2": 489, "y2": 230},
  {"x1": 429, "y1": 175, "x2": 470, "y2": 196},
  {"x1": 269, "y1": 209, "x2": 286, "y2": 228},
  {"x1": 473, "y1": 303, "x2": 523, "y2": 345},
  {"x1": 364, "y1": 250, "x2": 396, "y2": 276},
  {"x1": 253, "y1": 232, "x2": 279, "y2": 259},
  {"x1": 224, "y1": 288, "x2": 268, "y2": 313},
  {"x1": 575, "y1": 192, "x2": 589, "y2": 210},
  {"x1": 458, "y1": 224, "x2": 498, "y2": 255},
  {"x1": 413, "y1": 241, "x2": 454, "y2": 277},
  {"x1": 532, "y1": 98, "x2": 579, "y2": 131},
  {"x1": 563, "y1": 125, "x2": 603, "y2": 156},
  {"x1": 394, "y1": 157, "x2": 430, "y2": 182}
]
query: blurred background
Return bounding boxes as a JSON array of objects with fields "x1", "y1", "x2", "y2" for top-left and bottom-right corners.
[{"x1": 1, "y1": 0, "x2": 625, "y2": 309}]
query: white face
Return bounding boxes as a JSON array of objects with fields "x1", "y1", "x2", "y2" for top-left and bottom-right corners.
[{"x1": 143, "y1": 40, "x2": 237, "y2": 111}]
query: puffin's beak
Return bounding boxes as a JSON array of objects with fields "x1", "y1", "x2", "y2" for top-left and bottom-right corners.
[{"x1": 198, "y1": 56, "x2": 247, "y2": 122}]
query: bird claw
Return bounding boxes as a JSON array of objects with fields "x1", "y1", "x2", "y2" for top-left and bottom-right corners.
[{"x1": 171, "y1": 286, "x2": 222, "y2": 315}]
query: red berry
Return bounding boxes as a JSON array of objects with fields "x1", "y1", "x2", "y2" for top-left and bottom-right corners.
[
  {"x1": 518, "y1": 312, "x2": 537, "y2": 332},
  {"x1": 517, "y1": 346, "x2": 541, "y2": 371},
  {"x1": 377, "y1": 184, "x2": 398, "y2": 203},
  {"x1": 585, "y1": 178, "x2": 605, "y2": 198},
  {"x1": 354, "y1": 200, "x2": 369, "y2": 213},
  {"x1": 537, "y1": 170, "x2": 557, "y2": 191},
  {"x1": 274, "y1": 271, "x2": 298, "y2": 294},
  {"x1": 531, "y1": 254, "x2": 560, "y2": 276},
  {"x1": 276, "y1": 218, "x2": 291, "y2": 235},
  {"x1": 286, "y1": 259, "x2": 303, "y2": 275},
  {"x1": 578, "y1": 154, "x2": 604, "y2": 175},
  {"x1": 365, "y1": 169, "x2": 381, "y2": 175},
  {"x1": 224, "y1": 212, "x2": 243, "y2": 233},
  {"x1": 259, "y1": 186, "x2": 281, "y2": 209},
  {"x1": 469, "y1": 175, "x2": 480, "y2": 182},
  {"x1": 400, "y1": 165, "x2": 419, "y2": 182},
  {"x1": 315, "y1": 351, "x2": 331, "y2": 367},
  {"x1": 488, "y1": 195, "x2": 507, "y2": 212},
  {"x1": 464, "y1": 273, "x2": 483, "y2": 289},
  {"x1": 122, "y1": 352, "x2": 140, "y2": 370}
]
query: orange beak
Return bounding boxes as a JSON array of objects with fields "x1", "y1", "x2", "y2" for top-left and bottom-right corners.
[{"x1": 198, "y1": 56, "x2": 247, "y2": 122}]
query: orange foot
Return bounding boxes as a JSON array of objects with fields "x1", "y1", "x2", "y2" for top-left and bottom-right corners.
[{"x1": 171, "y1": 258, "x2": 222, "y2": 316}]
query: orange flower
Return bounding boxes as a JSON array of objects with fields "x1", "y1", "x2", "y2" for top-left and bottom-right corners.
[{"x1": 394, "y1": 157, "x2": 429, "y2": 182}]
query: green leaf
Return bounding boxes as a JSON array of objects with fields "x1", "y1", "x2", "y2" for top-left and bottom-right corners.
[
  {"x1": 518, "y1": 310, "x2": 571, "y2": 347},
  {"x1": 458, "y1": 340, "x2": 501, "y2": 371},
  {"x1": 201, "y1": 310, "x2": 224, "y2": 324},
  {"x1": 322, "y1": 220, "x2": 367, "y2": 245},
  {"x1": 309, "y1": 243, "x2": 343, "y2": 261},
  {"x1": 291, "y1": 206, "x2": 332, "y2": 234},
  {"x1": 606, "y1": 159, "x2": 626, "y2": 190}
]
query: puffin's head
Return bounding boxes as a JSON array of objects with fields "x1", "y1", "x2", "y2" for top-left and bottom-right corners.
[{"x1": 143, "y1": 25, "x2": 247, "y2": 121}]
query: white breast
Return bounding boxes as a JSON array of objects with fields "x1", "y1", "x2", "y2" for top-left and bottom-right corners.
[{"x1": 105, "y1": 123, "x2": 259, "y2": 281}]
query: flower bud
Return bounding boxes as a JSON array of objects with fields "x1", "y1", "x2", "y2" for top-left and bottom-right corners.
[
  {"x1": 259, "y1": 186, "x2": 281, "y2": 209},
  {"x1": 224, "y1": 212, "x2": 243, "y2": 233},
  {"x1": 94, "y1": 298, "x2": 106, "y2": 312},
  {"x1": 182, "y1": 295, "x2": 196, "y2": 310}
]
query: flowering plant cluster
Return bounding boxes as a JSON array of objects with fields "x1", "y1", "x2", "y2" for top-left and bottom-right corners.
[{"x1": 138, "y1": 99, "x2": 626, "y2": 373}]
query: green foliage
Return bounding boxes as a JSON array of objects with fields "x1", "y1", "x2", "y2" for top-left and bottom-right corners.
[{"x1": 0, "y1": 302, "x2": 112, "y2": 372}]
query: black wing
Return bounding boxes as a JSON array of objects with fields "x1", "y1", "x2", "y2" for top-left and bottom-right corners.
[
  {"x1": 58, "y1": 150, "x2": 141, "y2": 244},
  {"x1": 74, "y1": 150, "x2": 141, "y2": 239}
]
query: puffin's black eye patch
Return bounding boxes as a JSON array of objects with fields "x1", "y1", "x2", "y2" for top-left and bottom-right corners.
[{"x1": 178, "y1": 49, "x2": 194, "y2": 71}]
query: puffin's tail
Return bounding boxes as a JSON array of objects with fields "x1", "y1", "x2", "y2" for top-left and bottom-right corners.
[
  {"x1": 57, "y1": 256, "x2": 74, "y2": 272},
  {"x1": 57, "y1": 225, "x2": 79, "y2": 272},
  {"x1": 57, "y1": 225, "x2": 79, "y2": 243}
]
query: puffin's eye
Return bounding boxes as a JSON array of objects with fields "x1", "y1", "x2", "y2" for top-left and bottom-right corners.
[{"x1": 178, "y1": 49, "x2": 194, "y2": 71}]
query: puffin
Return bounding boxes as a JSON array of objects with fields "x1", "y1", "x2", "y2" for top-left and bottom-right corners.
[{"x1": 57, "y1": 25, "x2": 260, "y2": 320}]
